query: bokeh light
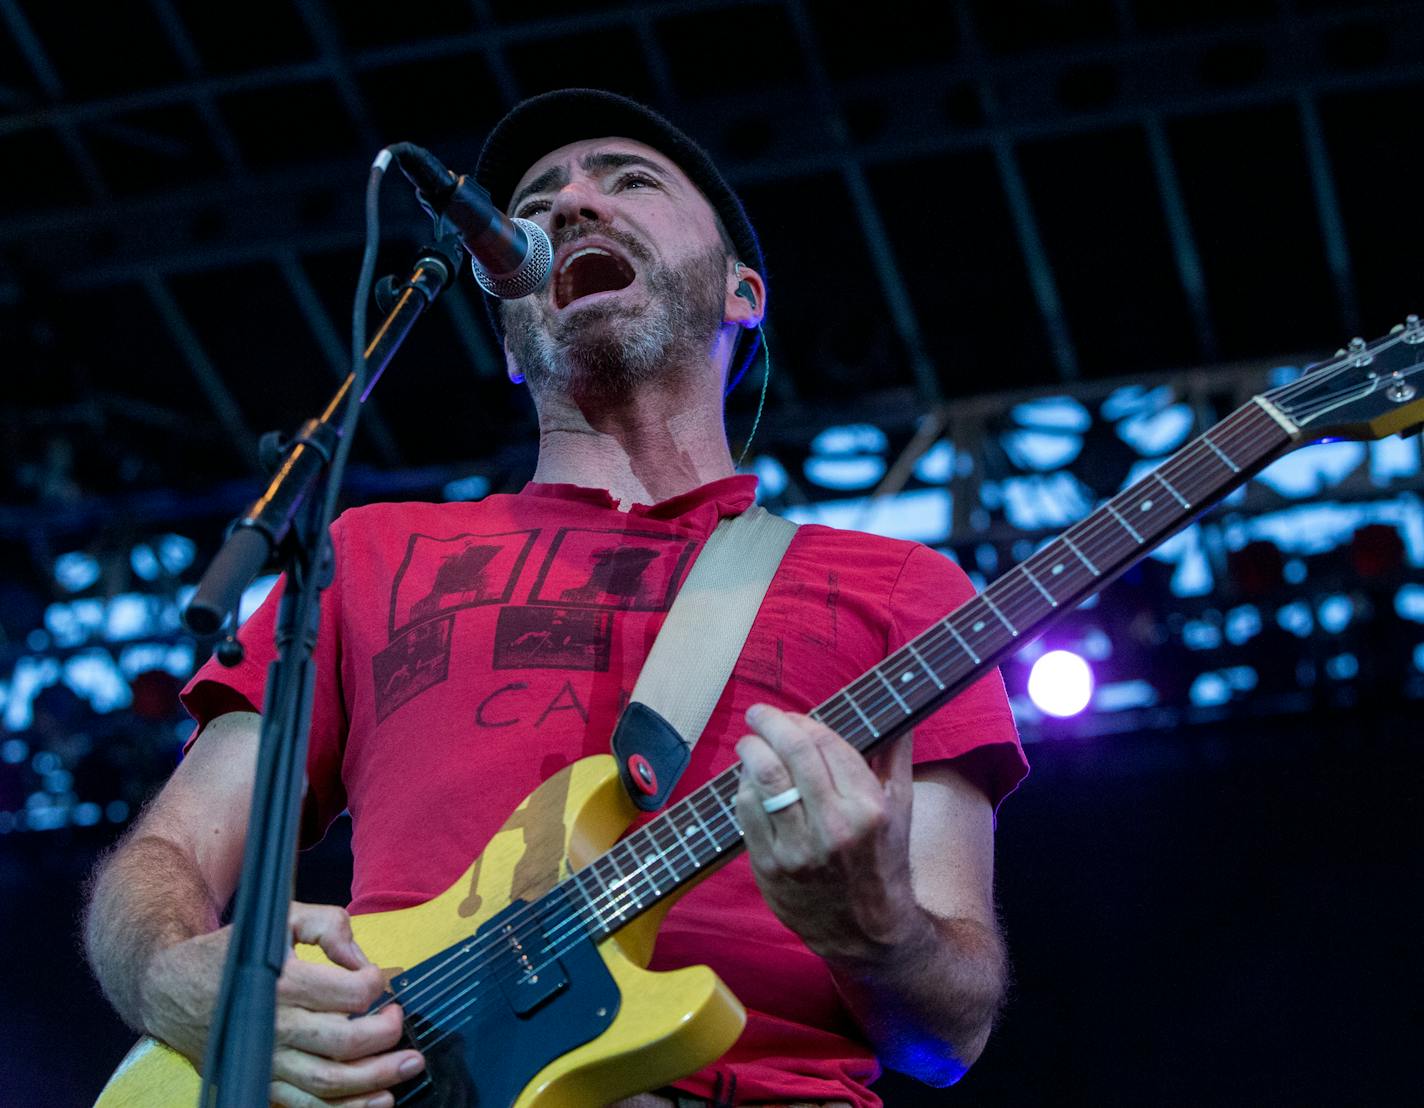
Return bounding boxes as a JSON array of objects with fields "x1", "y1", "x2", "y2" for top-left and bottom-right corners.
[{"x1": 1027, "y1": 650, "x2": 1095, "y2": 718}]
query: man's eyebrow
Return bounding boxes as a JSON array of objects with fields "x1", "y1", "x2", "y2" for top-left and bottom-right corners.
[
  {"x1": 512, "y1": 151, "x2": 678, "y2": 211},
  {"x1": 510, "y1": 165, "x2": 568, "y2": 212},
  {"x1": 578, "y1": 151, "x2": 676, "y2": 183}
]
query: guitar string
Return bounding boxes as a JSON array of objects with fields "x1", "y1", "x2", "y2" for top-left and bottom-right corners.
[
  {"x1": 407, "y1": 336, "x2": 1424, "y2": 1025},
  {"x1": 360, "y1": 388, "x2": 1333, "y2": 1034},
  {"x1": 364, "y1": 778, "x2": 747, "y2": 1028},
  {"x1": 401, "y1": 351, "x2": 1398, "y2": 1022},
  {"x1": 1268, "y1": 329, "x2": 1418, "y2": 409},
  {"x1": 378, "y1": 405, "x2": 1292, "y2": 1038},
  {"x1": 402, "y1": 339, "x2": 1413, "y2": 1007},
  {"x1": 367, "y1": 343, "x2": 1424, "y2": 1040},
  {"x1": 360, "y1": 739, "x2": 759, "y2": 1027},
  {"x1": 385, "y1": 407, "x2": 1402, "y2": 1048},
  {"x1": 411, "y1": 400, "x2": 1360, "y2": 1046},
  {"x1": 396, "y1": 785, "x2": 750, "y2": 1046},
  {"x1": 366, "y1": 398, "x2": 1308, "y2": 1034},
  {"x1": 813, "y1": 338, "x2": 1424, "y2": 740},
  {"x1": 408, "y1": 788, "x2": 760, "y2": 1048},
  {"x1": 810, "y1": 402, "x2": 1286, "y2": 733}
]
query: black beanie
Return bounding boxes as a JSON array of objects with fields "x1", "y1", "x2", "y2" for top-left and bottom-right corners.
[{"x1": 474, "y1": 88, "x2": 764, "y2": 383}]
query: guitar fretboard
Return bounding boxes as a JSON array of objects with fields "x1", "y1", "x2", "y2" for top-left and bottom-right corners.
[{"x1": 559, "y1": 399, "x2": 1294, "y2": 941}]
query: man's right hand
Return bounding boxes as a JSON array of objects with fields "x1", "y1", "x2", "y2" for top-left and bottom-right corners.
[{"x1": 139, "y1": 902, "x2": 426, "y2": 1108}]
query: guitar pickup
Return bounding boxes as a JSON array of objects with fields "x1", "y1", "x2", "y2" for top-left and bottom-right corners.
[{"x1": 488, "y1": 907, "x2": 569, "y2": 1017}]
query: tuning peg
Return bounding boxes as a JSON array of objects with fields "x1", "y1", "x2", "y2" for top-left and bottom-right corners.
[
  {"x1": 1348, "y1": 336, "x2": 1372, "y2": 367},
  {"x1": 1404, "y1": 314, "x2": 1424, "y2": 345}
]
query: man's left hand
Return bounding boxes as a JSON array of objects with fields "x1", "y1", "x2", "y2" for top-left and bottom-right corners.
[{"x1": 735, "y1": 703, "x2": 920, "y2": 965}]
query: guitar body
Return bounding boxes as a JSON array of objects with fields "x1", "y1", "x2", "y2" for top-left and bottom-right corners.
[{"x1": 95, "y1": 754, "x2": 746, "y2": 1107}]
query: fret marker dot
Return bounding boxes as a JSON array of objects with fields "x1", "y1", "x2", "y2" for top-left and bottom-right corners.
[
  {"x1": 972, "y1": 620, "x2": 985, "y2": 632},
  {"x1": 1140, "y1": 499, "x2": 1153, "y2": 511},
  {"x1": 684, "y1": 826, "x2": 695, "y2": 837},
  {"x1": 901, "y1": 670, "x2": 914, "y2": 683},
  {"x1": 1052, "y1": 564, "x2": 1064, "y2": 575},
  {"x1": 644, "y1": 854, "x2": 656, "y2": 866}
]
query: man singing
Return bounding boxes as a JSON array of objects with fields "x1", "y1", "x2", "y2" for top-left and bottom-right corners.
[{"x1": 85, "y1": 89, "x2": 1027, "y2": 1107}]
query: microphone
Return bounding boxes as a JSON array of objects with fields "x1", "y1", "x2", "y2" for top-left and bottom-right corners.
[{"x1": 388, "y1": 142, "x2": 552, "y2": 299}]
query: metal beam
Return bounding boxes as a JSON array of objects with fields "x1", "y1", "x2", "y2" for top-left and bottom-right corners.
[
  {"x1": 141, "y1": 275, "x2": 262, "y2": 474},
  {"x1": 784, "y1": 0, "x2": 942, "y2": 404},
  {"x1": 635, "y1": 14, "x2": 680, "y2": 111},
  {"x1": 3, "y1": 6, "x2": 1421, "y2": 322},
  {"x1": 1296, "y1": 92, "x2": 1360, "y2": 335},
  {"x1": 0, "y1": 352, "x2": 1340, "y2": 543},
  {"x1": 292, "y1": 0, "x2": 382, "y2": 152},
  {"x1": 1143, "y1": 114, "x2": 1218, "y2": 361},
  {"x1": 5, "y1": 26, "x2": 1422, "y2": 303},
  {"x1": 0, "y1": 0, "x2": 772, "y2": 138},
  {"x1": 466, "y1": 0, "x2": 522, "y2": 106},
  {"x1": 6, "y1": 1, "x2": 1417, "y2": 148},
  {"x1": 956, "y1": 0, "x2": 1077, "y2": 381},
  {"x1": 146, "y1": 0, "x2": 246, "y2": 175},
  {"x1": 6, "y1": 23, "x2": 1424, "y2": 232},
  {"x1": 0, "y1": 0, "x2": 107, "y2": 199}
]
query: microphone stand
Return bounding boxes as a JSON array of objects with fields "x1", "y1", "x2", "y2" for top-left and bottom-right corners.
[{"x1": 189, "y1": 234, "x2": 465, "y2": 1108}]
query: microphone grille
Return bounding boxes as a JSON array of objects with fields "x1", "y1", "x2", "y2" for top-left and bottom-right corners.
[{"x1": 472, "y1": 218, "x2": 553, "y2": 300}]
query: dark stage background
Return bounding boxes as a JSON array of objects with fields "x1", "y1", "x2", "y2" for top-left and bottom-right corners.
[{"x1": 3, "y1": 0, "x2": 1424, "y2": 1104}]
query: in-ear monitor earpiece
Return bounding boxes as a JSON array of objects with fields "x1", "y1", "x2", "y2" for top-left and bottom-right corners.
[{"x1": 734, "y1": 261, "x2": 758, "y2": 311}]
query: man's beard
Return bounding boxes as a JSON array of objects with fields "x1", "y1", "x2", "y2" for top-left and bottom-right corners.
[{"x1": 502, "y1": 241, "x2": 728, "y2": 404}]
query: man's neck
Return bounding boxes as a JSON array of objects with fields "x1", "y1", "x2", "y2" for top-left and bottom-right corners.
[{"x1": 529, "y1": 377, "x2": 735, "y2": 509}]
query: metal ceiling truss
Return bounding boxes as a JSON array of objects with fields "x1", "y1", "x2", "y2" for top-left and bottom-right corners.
[{"x1": 2, "y1": 0, "x2": 1418, "y2": 449}]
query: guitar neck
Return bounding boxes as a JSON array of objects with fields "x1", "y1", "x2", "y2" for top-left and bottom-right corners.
[{"x1": 563, "y1": 397, "x2": 1298, "y2": 941}]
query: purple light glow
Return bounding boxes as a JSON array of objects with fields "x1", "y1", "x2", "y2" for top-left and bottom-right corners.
[{"x1": 1027, "y1": 650, "x2": 1094, "y2": 718}]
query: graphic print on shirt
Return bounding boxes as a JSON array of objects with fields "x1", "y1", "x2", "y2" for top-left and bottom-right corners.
[
  {"x1": 486, "y1": 528, "x2": 697, "y2": 676},
  {"x1": 372, "y1": 614, "x2": 455, "y2": 722},
  {"x1": 492, "y1": 606, "x2": 614, "y2": 670},
  {"x1": 387, "y1": 528, "x2": 539, "y2": 639},
  {"x1": 526, "y1": 528, "x2": 697, "y2": 611}
]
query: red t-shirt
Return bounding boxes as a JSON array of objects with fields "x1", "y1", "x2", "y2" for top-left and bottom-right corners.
[{"x1": 181, "y1": 475, "x2": 1026, "y2": 1106}]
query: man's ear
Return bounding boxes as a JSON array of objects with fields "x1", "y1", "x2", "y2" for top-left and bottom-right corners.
[
  {"x1": 726, "y1": 263, "x2": 766, "y2": 329},
  {"x1": 503, "y1": 336, "x2": 525, "y2": 385}
]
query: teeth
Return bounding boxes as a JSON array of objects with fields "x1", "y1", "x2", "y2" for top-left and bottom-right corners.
[{"x1": 558, "y1": 246, "x2": 612, "y2": 275}]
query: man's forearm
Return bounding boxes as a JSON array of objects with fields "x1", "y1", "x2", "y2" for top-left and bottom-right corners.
[
  {"x1": 83, "y1": 833, "x2": 222, "y2": 1031},
  {"x1": 827, "y1": 908, "x2": 1007, "y2": 1086}
]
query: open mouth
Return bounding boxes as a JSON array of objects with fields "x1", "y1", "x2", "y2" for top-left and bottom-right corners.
[{"x1": 553, "y1": 246, "x2": 637, "y2": 309}]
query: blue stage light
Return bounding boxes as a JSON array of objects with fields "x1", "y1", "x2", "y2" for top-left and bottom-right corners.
[
  {"x1": 54, "y1": 551, "x2": 101, "y2": 593},
  {"x1": 441, "y1": 474, "x2": 491, "y2": 501}
]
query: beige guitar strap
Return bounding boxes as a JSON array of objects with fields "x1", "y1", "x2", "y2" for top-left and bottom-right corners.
[{"x1": 610, "y1": 504, "x2": 798, "y2": 811}]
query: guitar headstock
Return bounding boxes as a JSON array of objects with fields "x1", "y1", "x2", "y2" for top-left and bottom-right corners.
[{"x1": 1265, "y1": 315, "x2": 1424, "y2": 443}]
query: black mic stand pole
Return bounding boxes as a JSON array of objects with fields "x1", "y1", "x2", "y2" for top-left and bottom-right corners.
[{"x1": 188, "y1": 234, "x2": 465, "y2": 1108}]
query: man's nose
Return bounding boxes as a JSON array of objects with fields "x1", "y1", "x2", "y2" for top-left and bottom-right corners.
[{"x1": 549, "y1": 179, "x2": 609, "y2": 232}]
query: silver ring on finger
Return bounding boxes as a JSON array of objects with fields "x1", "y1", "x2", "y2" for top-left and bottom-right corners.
[{"x1": 760, "y1": 786, "x2": 802, "y2": 814}]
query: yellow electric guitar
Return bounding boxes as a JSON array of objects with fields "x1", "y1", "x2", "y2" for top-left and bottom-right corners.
[{"x1": 96, "y1": 321, "x2": 1424, "y2": 1106}]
